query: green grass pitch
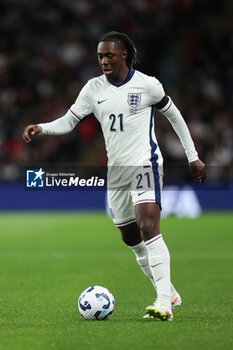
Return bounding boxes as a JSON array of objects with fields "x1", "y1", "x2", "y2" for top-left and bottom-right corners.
[{"x1": 0, "y1": 212, "x2": 232, "y2": 350}]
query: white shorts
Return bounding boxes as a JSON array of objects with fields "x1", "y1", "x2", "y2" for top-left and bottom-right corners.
[{"x1": 107, "y1": 165, "x2": 163, "y2": 227}]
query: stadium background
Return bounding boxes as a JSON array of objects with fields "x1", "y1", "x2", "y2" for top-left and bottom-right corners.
[
  {"x1": 0, "y1": 0, "x2": 232, "y2": 212},
  {"x1": 0, "y1": 2, "x2": 232, "y2": 350}
]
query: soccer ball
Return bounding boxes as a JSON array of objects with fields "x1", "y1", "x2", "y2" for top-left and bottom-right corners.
[{"x1": 78, "y1": 285, "x2": 115, "y2": 320}]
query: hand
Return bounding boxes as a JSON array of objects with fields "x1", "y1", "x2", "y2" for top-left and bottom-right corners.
[
  {"x1": 189, "y1": 159, "x2": 206, "y2": 183},
  {"x1": 22, "y1": 124, "x2": 42, "y2": 143}
]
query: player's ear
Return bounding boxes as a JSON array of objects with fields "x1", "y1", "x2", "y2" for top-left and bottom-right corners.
[{"x1": 122, "y1": 49, "x2": 128, "y2": 61}]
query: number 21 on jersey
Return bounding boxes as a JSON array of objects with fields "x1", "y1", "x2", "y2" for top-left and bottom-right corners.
[{"x1": 109, "y1": 113, "x2": 123, "y2": 132}]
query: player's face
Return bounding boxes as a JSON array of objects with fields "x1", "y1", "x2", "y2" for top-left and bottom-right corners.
[{"x1": 97, "y1": 41, "x2": 128, "y2": 84}]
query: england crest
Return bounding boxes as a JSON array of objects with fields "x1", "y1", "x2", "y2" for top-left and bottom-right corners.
[{"x1": 127, "y1": 93, "x2": 141, "y2": 108}]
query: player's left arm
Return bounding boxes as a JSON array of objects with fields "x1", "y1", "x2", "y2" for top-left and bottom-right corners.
[
  {"x1": 188, "y1": 159, "x2": 206, "y2": 183},
  {"x1": 155, "y1": 95, "x2": 206, "y2": 183}
]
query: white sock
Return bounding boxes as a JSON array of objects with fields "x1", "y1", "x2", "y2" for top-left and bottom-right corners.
[
  {"x1": 145, "y1": 234, "x2": 171, "y2": 307},
  {"x1": 170, "y1": 282, "x2": 178, "y2": 298},
  {"x1": 130, "y1": 240, "x2": 178, "y2": 303},
  {"x1": 129, "y1": 241, "x2": 157, "y2": 292}
]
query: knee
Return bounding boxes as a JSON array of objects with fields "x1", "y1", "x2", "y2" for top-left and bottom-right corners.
[
  {"x1": 138, "y1": 218, "x2": 159, "y2": 240},
  {"x1": 138, "y1": 218, "x2": 154, "y2": 235},
  {"x1": 119, "y1": 223, "x2": 142, "y2": 246},
  {"x1": 134, "y1": 203, "x2": 161, "y2": 241}
]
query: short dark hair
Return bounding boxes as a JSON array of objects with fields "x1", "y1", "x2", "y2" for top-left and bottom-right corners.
[{"x1": 99, "y1": 31, "x2": 137, "y2": 68}]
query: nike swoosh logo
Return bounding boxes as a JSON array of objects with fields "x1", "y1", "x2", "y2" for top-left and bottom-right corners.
[
  {"x1": 138, "y1": 191, "x2": 146, "y2": 196},
  {"x1": 151, "y1": 263, "x2": 163, "y2": 268},
  {"x1": 98, "y1": 99, "x2": 107, "y2": 104}
]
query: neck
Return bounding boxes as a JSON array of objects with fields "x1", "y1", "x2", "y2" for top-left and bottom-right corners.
[{"x1": 112, "y1": 66, "x2": 130, "y2": 85}]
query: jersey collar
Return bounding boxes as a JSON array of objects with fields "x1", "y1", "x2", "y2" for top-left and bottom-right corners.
[{"x1": 107, "y1": 68, "x2": 135, "y2": 87}]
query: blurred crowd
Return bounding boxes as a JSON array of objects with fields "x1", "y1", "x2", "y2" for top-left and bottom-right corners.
[{"x1": 0, "y1": 0, "x2": 232, "y2": 181}]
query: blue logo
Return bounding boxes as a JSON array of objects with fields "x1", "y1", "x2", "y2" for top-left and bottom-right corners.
[
  {"x1": 127, "y1": 93, "x2": 141, "y2": 108},
  {"x1": 26, "y1": 168, "x2": 45, "y2": 188},
  {"x1": 98, "y1": 99, "x2": 107, "y2": 104}
]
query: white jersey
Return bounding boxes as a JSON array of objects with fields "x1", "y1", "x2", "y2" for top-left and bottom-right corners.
[
  {"x1": 70, "y1": 69, "x2": 164, "y2": 168},
  {"x1": 39, "y1": 68, "x2": 198, "y2": 186}
]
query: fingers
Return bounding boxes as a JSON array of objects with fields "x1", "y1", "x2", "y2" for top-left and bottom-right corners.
[
  {"x1": 195, "y1": 169, "x2": 206, "y2": 183},
  {"x1": 189, "y1": 160, "x2": 206, "y2": 183},
  {"x1": 22, "y1": 127, "x2": 31, "y2": 143},
  {"x1": 199, "y1": 167, "x2": 206, "y2": 183},
  {"x1": 22, "y1": 125, "x2": 38, "y2": 143}
]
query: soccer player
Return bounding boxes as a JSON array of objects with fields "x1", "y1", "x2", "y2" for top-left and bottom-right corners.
[{"x1": 23, "y1": 31, "x2": 206, "y2": 321}]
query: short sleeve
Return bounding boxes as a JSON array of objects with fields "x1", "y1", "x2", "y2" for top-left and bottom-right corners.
[
  {"x1": 69, "y1": 81, "x2": 93, "y2": 121},
  {"x1": 147, "y1": 76, "x2": 166, "y2": 105}
]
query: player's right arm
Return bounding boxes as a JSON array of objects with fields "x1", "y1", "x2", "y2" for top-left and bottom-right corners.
[
  {"x1": 23, "y1": 81, "x2": 93, "y2": 143},
  {"x1": 22, "y1": 110, "x2": 79, "y2": 143}
]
